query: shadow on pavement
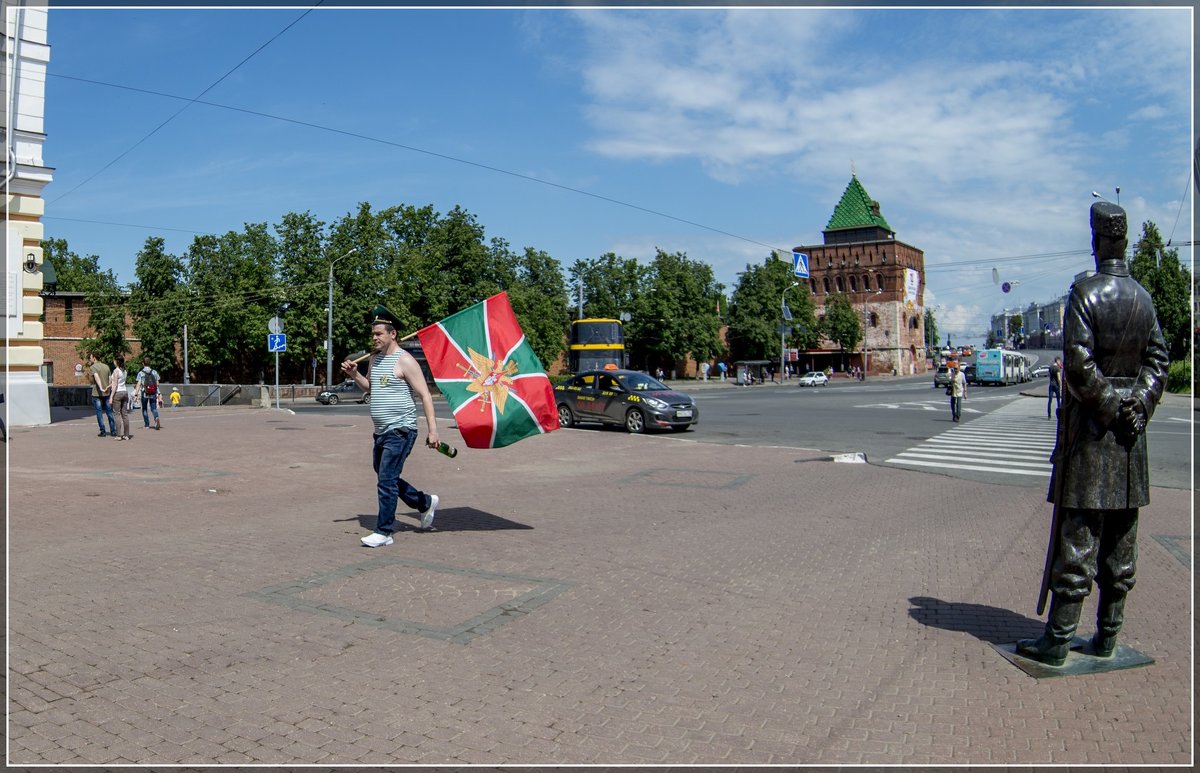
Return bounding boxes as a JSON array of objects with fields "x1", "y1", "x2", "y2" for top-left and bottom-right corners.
[
  {"x1": 908, "y1": 595, "x2": 1044, "y2": 644},
  {"x1": 338, "y1": 508, "x2": 534, "y2": 532}
]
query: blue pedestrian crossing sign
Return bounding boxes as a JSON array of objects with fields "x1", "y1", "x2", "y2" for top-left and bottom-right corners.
[
  {"x1": 268, "y1": 333, "x2": 287, "y2": 353},
  {"x1": 792, "y1": 251, "x2": 810, "y2": 279}
]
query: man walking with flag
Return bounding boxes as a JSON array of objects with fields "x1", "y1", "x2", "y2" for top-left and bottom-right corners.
[{"x1": 342, "y1": 305, "x2": 441, "y2": 547}]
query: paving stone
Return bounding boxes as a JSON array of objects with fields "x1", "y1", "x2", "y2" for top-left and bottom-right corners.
[{"x1": 6, "y1": 407, "x2": 1192, "y2": 765}]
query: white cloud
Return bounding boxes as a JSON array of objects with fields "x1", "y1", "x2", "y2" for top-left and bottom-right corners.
[{"x1": 555, "y1": 7, "x2": 1191, "y2": 343}]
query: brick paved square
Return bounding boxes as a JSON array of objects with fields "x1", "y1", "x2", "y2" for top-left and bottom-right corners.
[{"x1": 244, "y1": 555, "x2": 571, "y2": 644}]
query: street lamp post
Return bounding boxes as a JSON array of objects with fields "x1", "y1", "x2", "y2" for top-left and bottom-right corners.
[
  {"x1": 780, "y1": 282, "x2": 800, "y2": 384},
  {"x1": 326, "y1": 247, "x2": 358, "y2": 388},
  {"x1": 853, "y1": 283, "x2": 883, "y2": 378}
]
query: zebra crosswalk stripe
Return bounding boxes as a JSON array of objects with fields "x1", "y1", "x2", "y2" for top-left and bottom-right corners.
[{"x1": 885, "y1": 398, "x2": 1057, "y2": 477}]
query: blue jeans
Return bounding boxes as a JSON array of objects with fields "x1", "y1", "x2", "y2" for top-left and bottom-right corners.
[
  {"x1": 142, "y1": 395, "x2": 160, "y2": 426},
  {"x1": 372, "y1": 426, "x2": 431, "y2": 535},
  {"x1": 93, "y1": 394, "x2": 116, "y2": 434}
]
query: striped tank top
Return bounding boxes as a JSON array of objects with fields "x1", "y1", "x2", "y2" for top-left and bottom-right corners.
[{"x1": 369, "y1": 351, "x2": 417, "y2": 434}]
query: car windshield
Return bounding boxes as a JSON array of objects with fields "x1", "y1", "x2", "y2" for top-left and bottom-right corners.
[{"x1": 618, "y1": 373, "x2": 668, "y2": 392}]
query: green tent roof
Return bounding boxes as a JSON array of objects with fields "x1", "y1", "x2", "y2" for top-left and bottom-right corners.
[{"x1": 825, "y1": 175, "x2": 892, "y2": 233}]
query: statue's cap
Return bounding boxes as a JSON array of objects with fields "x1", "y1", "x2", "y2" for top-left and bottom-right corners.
[
  {"x1": 1090, "y1": 201, "x2": 1127, "y2": 239},
  {"x1": 370, "y1": 305, "x2": 400, "y2": 327}
]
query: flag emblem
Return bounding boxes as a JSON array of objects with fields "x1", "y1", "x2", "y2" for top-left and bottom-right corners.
[
  {"x1": 463, "y1": 347, "x2": 519, "y2": 413},
  {"x1": 417, "y1": 293, "x2": 558, "y2": 448}
]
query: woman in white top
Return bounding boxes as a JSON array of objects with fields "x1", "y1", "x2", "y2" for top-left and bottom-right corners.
[{"x1": 110, "y1": 354, "x2": 132, "y2": 440}]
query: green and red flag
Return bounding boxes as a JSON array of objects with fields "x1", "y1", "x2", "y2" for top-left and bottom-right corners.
[{"x1": 416, "y1": 292, "x2": 558, "y2": 449}]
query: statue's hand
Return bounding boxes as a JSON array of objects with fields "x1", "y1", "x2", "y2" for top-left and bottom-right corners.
[{"x1": 1115, "y1": 396, "x2": 1147, "y2": 445}]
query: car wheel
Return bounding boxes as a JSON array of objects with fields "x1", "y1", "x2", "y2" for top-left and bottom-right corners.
[
  {"x1": 625, "y1": 408, "x2": 645, "y2": 434},
  {"x1": 557, "y1": 404, "x2": 576, "y2": 428},
  {"x1": 327, "y1": 394, "x2": 339, "y2": 405},
  {"x1": 362, "y1": 394, "x2": 370, "y2": 405}
]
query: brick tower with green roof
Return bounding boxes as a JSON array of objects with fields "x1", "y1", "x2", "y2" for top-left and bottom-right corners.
[{"x1": 791, "y1": 174, "x2": 928, "y2": 377}]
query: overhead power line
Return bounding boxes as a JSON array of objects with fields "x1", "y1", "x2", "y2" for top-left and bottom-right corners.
[
  {"x1": 48, "y1": 72, "x2": 780, "y2": 255},
  {"x1": 48, "y1": 3, "x2": 322, "y2": 206}
]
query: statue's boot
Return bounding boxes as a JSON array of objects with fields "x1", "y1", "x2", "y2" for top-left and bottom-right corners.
[
  {"x1": 1090, "y1": 592, "x2": 1126, "y2": 657},
  {"x1": 1016, "y1": 596, "x2": 1082, "y2": 666}
]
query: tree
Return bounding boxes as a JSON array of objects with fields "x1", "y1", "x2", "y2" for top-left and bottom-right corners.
[
  {"x1": 924, "y1": 308, "x2": 939, "y2": 355},
  {"x1": 507, "y1": 247, "x2": 569, "y2": 370},
  {"x1": 181, "y1": 225, "x2": 280, "y2": 383},
  {"x1": 275, "y1": 210, "x2": 331, "y2": 383},
  {"x1": 129, "y1": 237, "x2": 186, "y2": 378},
  {"x1": 1007, "y1": 313, "x2": 1024, "y2": 345},
  {"x1": 1129, "y1": 220, "x2": 1190, "y2": 361},
  {"x1": 626, "y1": 249, "x2": 725, "y2": 373},
  {"x1": 821, "y1": 292, "x2": 861, "y2": 370},
  {"x1": 567, "y1": 253, "x2": 645, "y2": 321},
  {"x1": 727, "y1": 254, "x2": 817, "y2": 362}
]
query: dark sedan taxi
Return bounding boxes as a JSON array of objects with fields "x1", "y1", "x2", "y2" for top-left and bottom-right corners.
[{"x1": 554, "y1": 369, "x2": 699, "y2": 433}]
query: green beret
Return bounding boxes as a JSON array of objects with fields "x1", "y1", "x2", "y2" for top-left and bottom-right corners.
[{"x1": 370, "y1": 305, "x2": 400, "y2": 327}]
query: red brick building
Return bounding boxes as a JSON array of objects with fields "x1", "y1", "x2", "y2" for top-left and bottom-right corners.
[
  {"x1": 39, "y1": 291, "x2": 142, "y2": 386},
  {"x1": 794, "y1": 175, "x2": 928, "y2": 375}
]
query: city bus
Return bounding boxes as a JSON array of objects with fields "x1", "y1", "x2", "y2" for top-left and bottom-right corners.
[
  {"x1": 568, "y1": 318, "x2": 626, "y2": 373},
  {"x1": 975, "y1": 347, "x2": 1029, "y2": 385}
]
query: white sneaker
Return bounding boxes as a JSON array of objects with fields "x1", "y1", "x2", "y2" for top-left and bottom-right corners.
[
  {"x1": 361, "y1": 532, "x2": 393, "y2": 548},
  {"x1": 419, "y1": 494, "x2": 439, "y2": 530}
]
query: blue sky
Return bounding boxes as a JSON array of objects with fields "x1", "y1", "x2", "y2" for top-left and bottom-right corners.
[{"x1": 39, "y1": 5, "x2": 1195, "y2": 345}]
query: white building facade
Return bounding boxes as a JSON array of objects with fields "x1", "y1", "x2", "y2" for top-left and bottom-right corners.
[{"x1": 3, "y1": 2, "x2": 53, "y2": 426}]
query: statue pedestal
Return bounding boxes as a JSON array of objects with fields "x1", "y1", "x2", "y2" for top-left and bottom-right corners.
[{"x1": 993, "y1": 636, "x2": 1154, "y2": 679}]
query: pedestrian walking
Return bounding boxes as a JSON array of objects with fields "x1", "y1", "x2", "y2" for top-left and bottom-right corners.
[
  {"x1": 343, "y1": 305, "x2": 441, "y2": 547},
  {"x1": 170, "y1": 387, "x2": 181, "y2": 408},
  {"x1": 718, "y1": 361, "x2": 727, "y2": 382},
  {"x1": 110, "y1": 354, "x2": 132, "y2": 440},
  {"x1": 1017, "y1": 201, "x2": 1169, "y2": 666},
  {"x1": 948, "y1": 364, "x2": 967, "y2": 422},
  {"x1": 700, "y1": 361, "x2": 710, "y2": 382},
  {"x1": 88, "y1": 352, "x2": 116, "y2": 437},
  {"x1": 135, "y1": 357, "x2": 162, "y2": 430},
  {"x1": 1047, "y1": 356, "x2": 1063, "y2": 419}
]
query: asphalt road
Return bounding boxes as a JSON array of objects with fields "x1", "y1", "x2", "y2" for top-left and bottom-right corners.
[{"x1": 292, "y1": 376, "x2": 1192, "y2": 491}]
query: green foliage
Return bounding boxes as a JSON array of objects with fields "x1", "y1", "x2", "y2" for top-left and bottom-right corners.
[
  {"x1": 129, "y1": 237, "x2": 186, "y2": 378},
  {"x1": 625, "y1": 249, "x2": 725, "y2": 371},
  {"x1": 49, "y1": 199, "x2": 729, "y2": 384},
  {"x1": 40, "y1": 237, "x2": 114, "y2": 293},
  {"x1": 1007, "y1": 314, "x2": 1023, "y2": 338},
  {"x1": 508, "y1": 247, "x2": 569, "y2": 370},
  {"x1": 181, "y1": 226, "x2": 281, "y2": 383},
  {"x1": 1129, "y1": 220, "x2": 1191, "y2": 361},
  {"x1": 727, "y1": 254, "x2": 817, "y2": 361},
  {"x1": 567, "y1": 252, "x2": 645, "y2": 320},
  {"x1": 924, "y1": 308, "x2": 939, "y2": 353},
  {"x1": 821, "y1": 292, "x2": 861, "y2": 364},
  {"x1": 1166, "y1": 357, "x2": 1190, "y2": 394}
]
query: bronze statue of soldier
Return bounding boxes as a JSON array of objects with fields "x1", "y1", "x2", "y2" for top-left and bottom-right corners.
[{"x1": 1017, "y1": 201, "x2": 1169, "y2": 667}]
